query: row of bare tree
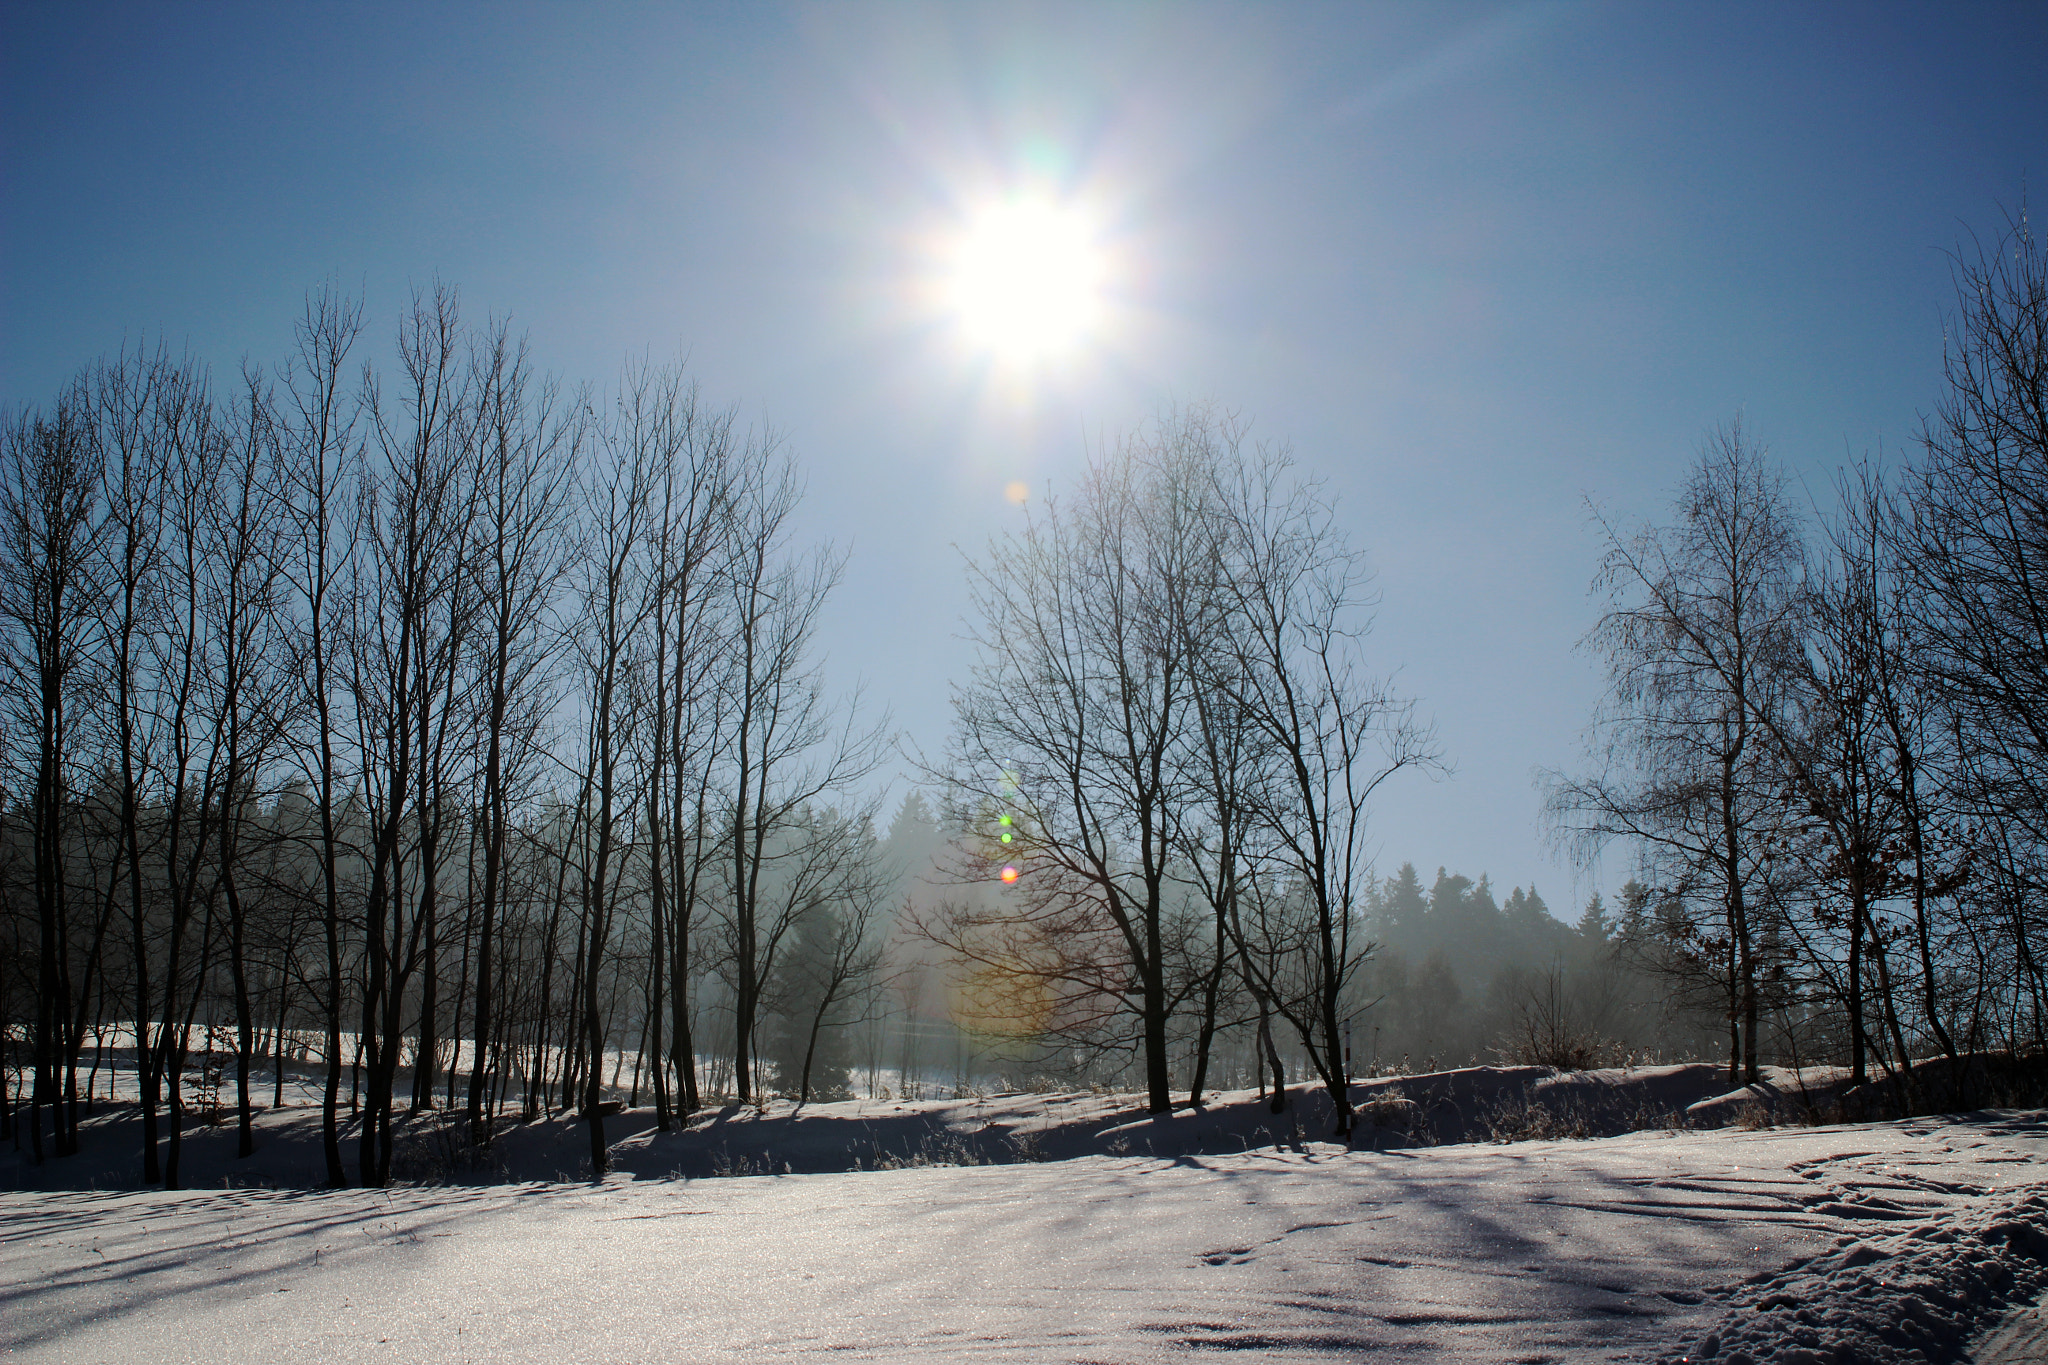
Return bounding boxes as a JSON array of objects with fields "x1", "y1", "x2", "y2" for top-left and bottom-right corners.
[
  {"x1": 7, "y1": 207, "x2": 2040, "y2": 1174},
  {"x1": 1551, "y1": 214, "x2": 2048, "y2": 1094},
  {"x1": 0, "y1": 283, "x2": 891, "y2": 1185}
]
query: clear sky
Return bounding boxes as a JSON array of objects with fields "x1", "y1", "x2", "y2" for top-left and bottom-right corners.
[{"x1": 5, "y1": 2, "x2": 2043, "y2": 917}]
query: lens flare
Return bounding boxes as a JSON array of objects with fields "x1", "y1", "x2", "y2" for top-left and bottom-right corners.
[{"x1": 1000, "y1": 865, "x2": 1019, "y2": 883}]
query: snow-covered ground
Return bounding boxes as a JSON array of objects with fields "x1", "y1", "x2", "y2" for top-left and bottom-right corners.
[{"x1": 5, "y1": 1076, "x2": 2044, "y2": 1362}]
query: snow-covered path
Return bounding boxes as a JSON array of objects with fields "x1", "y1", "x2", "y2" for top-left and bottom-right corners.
[{"x1": 6, "y1": 1112, "x2": 2045, "y2": 1363}]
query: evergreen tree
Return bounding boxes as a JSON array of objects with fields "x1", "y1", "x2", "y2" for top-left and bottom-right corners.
[
  {"x1": 1410, "y1": 951, "x2": 1465, "y2": 1062},
  {"x1": 1615, "y1": 880, "x2": 1651, "y2": 943},
  {"x1": 1577, "y1": 892, "x2": 1613, "y2": 946},
  {"x1": 1376, "y1": 862, "x2": 1429, "y2": 939},
  {"x1": 883, "y1": 791, "x2": 946, "y2": 874}
]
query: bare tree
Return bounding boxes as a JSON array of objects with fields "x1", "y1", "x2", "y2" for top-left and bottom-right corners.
[
  {"x1": 717, "y1": 447, "x2": 888, "y2": 1104},
  {"x1": 0, "y1": 382, "x2": 102, "y2": 1162},
  {"x1": 568, "y1": 368, "x2": 661, "y2": 1174},
  {"x1": 765, "y1": 805, "x2": 893, "y2": 1104},
  {"x1": 350, "y1": 281, "x2": 476, "y2": 1186},
  {"x1": 207, "y1": 366, "x2": 294, "y2": 1156},
  {"x1": 1208, "y1": 436, "x2": 1439, "y2": 1135},
  {"x1": 149, "y1": 362, "x2": 241, "y2": 1188},
  {"x1": 462, "y1": 323, "x2": 576, "y2": 1148},
  {"x1": 939, "y1": 423, "x2": 1212, "y2": 1114},
  {"x1": 89, "y1": 345, "x2": 173, "y2": 1180},
  {"x1": 1897, "y1": 206, "x2": 2048, "y2": 1036},
  {"x1": 628, "y1": 368, "x2": 738, "y2": 1124},
  {"x1": 273, "y1": 284, "x2": 364, "y2": 1186},
  {"x1": 934, "y1": 411, "x2": 1433, "y2": 1120},
  {"x1": 1764, "y1": 462, "x2": 1974, "y2": 1090},
  {"x1": 1550, "y1": 424, "x2": 1805, "y2": 1084},
  {"x1": 0, "y1": 279, "x2": 918, "y2": 1187}
]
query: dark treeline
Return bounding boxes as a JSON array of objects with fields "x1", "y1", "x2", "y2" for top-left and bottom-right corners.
[{"x1": 1357, "y1": 866, "x2": 1706, "y2": 1073}]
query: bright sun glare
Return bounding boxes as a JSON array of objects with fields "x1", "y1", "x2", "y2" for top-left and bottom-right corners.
[{"x1": 946, "y1": 199, "x2": 1104, "y2": 363}]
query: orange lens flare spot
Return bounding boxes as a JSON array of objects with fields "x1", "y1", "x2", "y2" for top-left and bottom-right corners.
[{"x1": 1000, "y1": 865, "x2": 1019, "y2": 883}]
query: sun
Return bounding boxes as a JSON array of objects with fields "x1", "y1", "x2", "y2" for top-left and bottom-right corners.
[{"x1": 945, "y1": 198, "x2": 1105, "y2": 363}]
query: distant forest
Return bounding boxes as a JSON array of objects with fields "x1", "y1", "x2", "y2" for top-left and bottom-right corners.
[{"x1": 5, "y1": 206, "x2": 2046, "y2": 1187}]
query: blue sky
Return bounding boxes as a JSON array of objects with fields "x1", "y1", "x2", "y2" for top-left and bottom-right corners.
[{"x1": 5, "y1": 2, "x2": 2043, "y2": 915}]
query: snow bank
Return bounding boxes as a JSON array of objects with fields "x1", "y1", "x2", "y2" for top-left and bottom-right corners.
[
  {"x1": 1354, "y1": 1061, "x2": 1772, "y2": 1145},
  {"x1": 1682, "y1": 1052, "x2": 2048, "y2": 1131},
  {"x1": 1659, "y1": 1184, "x2": 2048, "y2": 1365},
  {"x1": 6, "y1": 1062, "x2": 2034, "y2": 1195}
]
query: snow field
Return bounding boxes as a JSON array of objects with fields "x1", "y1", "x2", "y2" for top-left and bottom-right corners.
[{"x1": 5, "y1": 1109, "x2": 2045, "y2": 1363}]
